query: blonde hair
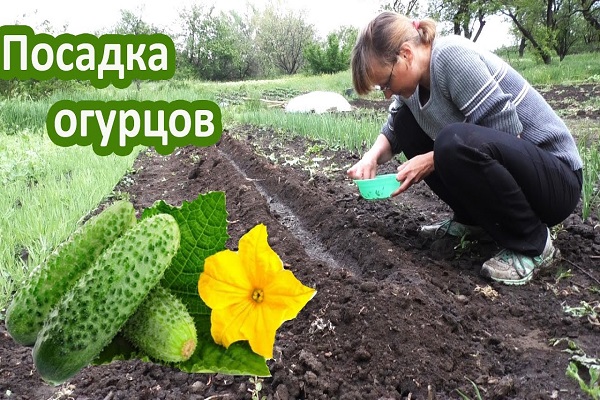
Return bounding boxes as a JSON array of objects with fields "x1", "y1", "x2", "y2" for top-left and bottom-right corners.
[{"x1": 351, "y1": 12, "x2": 437, "y2": 95}]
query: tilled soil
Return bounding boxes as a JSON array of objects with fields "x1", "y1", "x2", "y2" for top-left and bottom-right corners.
[{"x1": 1, "y1": 85, "x2": 599, "y2": 400}]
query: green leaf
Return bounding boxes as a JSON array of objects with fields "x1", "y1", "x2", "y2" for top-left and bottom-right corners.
[
  {"x1": 96, "y1": 192, "x2": 270, "y2": 376},
  {"x1": 178, "y1": 315, "x2": 271, "y2": 376},
  {"x1": 142, "y1": 191, "x2": 229, "y2": 316}
]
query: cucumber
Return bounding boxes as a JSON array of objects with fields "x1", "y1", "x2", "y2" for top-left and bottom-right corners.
[
  {"x1": 6, "y1": 200, "x2": 137, "y2": 346},
  {"x1": 123, "y1": 285, "x2": 197, "y2": 363},
  {"x1": 32, "y1": 213, "x2": 180, "y2": 385}
]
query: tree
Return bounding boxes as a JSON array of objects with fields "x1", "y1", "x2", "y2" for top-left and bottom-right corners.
[
  {"x1": 381, "y1": 0, "x2": 422, "y2": 16},
  {"x1": 500, "y1": 0, "x2": 588, "y2": 62},
  {"x1": 579, "y1": 0, "x2": 600, "y2": 29},
  {"x1": 553, "y1": 0, "x2": 580, "y2": 60},
  {"x1": 303, "y1": 26, "x2": 358, "y2": 74},
  {"x1": 112, "y1": 8, "x2": 161, "y2": 35},
  {"x1": 178, "y1": 4, "x2": 214, "y2": 70},
  {"x1": 254, "y1": 5, "x2": 316, "y2": 75},
  {"x1": 501, "y1": 0, "x2": 556, "y2": 63},
  {"x1": 428, "y1": 0, "x2": 502, "y2": 42},
  {"x1": 227, "y1": 9, "x2": 261, "y2": 80},
  {"x1": 177, "y1": 5, "x2": 263, "y2": 81},
  {"x1": 110, "y1": 9, "x2": 164, "y2": 89}
]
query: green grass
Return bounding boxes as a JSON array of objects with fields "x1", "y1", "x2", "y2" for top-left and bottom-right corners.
[
  {"x1": 569, "y1": 119, "x2": 600, "y2": 220},
  {"x1": 235, "y1": 106, "x2": 383, "y2": 153},
  {"x1": 497, "y1": 51, "x2": 600, "y2": 85},
  {"x1": 0, "y1": 51, "x2": 599, "y2": 316},
  {"x1": 0, "y1": 132, "x2": 140, "y2": 312}
]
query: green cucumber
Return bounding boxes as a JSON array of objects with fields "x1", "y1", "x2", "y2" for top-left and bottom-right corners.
[
  {"x1": 6, "y1": 200, "x2": 137, "y2": 346},
  {"x1": 32, "y1": 213, "x2": 180, "y2": 385},
  {"x1": 123, "y1": 285, "x2": 197, "y2": 363}
]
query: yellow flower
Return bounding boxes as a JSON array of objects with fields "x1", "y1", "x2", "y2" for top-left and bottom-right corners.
[{"x1": 198, "y1": 223, "x2": 316, "y2": 359}]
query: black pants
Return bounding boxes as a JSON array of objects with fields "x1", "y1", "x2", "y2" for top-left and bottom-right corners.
[{"x1": 394, "y1": 107, "x2": 582, "y2": 256}]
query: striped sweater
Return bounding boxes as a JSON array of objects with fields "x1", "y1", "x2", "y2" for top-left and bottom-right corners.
[{"x1": 382, "y1": 35, "x2": 583, "y2": 171}]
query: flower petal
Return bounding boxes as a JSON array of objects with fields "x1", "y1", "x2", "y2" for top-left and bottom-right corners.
[
  {"x1": 264, "y1": 270, "x2": 317, "y2": 321},
  {"x1": 210, "y1": 300, "x2": 254, "y2": 348},
  {"x1": 239, "y1": 303, "x2": 285, "y2": 359},
  {"x1": 199, "y1": 249, "x2": 252, "y2": 310},
  {"x1": 198, "y1": 223, "x2": 317, "y2": 360},
  {"x1": 239, "y1": 224, "x2": 283, "y2": 288}
]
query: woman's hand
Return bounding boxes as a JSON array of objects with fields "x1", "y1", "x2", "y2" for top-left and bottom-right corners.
[
  {"x1": 391, "y1": 151, "x2": 434, "y2": 196},
  {"x1": 347, "y1": 134, "x2": 394, "y2": 180},
  {"x1": 347, "y1": 156, "x2": 378, "y2": 180}
]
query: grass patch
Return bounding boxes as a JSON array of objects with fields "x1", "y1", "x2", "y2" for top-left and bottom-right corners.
[
  {"x1": 497, "y1": 51, "x2": 600, "y2": 85},
  {"x1": 234, "y1": 105, "x2": 383, "y2": 153},
  {"x1": 0, "y1": 132, "x2": 140, "y2": 312},
  {"x1": 1, "y1": 51, "x2": 598, "y2": 315}
]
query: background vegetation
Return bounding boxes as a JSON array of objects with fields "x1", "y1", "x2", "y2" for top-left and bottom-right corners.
[
  {"x1": 0, "y1": 0, "x2": 598, "y2": 326},
  {"x1": 1, "y1": 0, "x2": 598, "y2": 95}
]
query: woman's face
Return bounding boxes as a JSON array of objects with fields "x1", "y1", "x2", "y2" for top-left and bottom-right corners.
[{"x1": 371, "y1": 51, "x2": 420, "y2": 99}]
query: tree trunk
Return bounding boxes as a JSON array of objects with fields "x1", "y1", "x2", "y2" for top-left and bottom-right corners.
[
  {"x1": 519, "y1": 37, "x2": 527, "y2": 57},
  {"x1": 471, "y1": 14, "x2": 486, "y2": 42},
  {"x1": 506, "y1": 10, "x2": 553, "y2": 64},
  {"x1": 580, "y1": 0, "x2": 600, "y2": 31}
]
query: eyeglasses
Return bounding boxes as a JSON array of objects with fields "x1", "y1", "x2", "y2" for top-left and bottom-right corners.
[{"x1": 379, "y1": 61, "x2": 396, "y2": 92}]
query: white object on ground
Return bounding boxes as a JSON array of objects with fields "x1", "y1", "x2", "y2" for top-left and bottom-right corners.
[{"x1": 285, "y1": 91, "x2": 352, "y2": 114}]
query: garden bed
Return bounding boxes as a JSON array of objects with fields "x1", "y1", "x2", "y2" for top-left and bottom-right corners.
[{"x1": 1, "y1": 84, "x2": 599, "y2": 399}]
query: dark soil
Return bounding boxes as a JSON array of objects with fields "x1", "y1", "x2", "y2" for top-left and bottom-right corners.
[{"x1": 1, "y1": 84, "x2": 599, "y2": 400}]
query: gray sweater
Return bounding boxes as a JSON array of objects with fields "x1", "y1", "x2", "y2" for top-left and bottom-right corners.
[{"x1": 382, "y1": 35, "x2": 583, "y2": 171}]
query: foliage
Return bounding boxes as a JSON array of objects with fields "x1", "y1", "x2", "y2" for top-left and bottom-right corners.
[
  {"x1": 555, "y1": 337, "x2": 600, "y2": 399},
  {"x1": 0, "y1": 134, "x2": 140, "y2": 313},
  {"x1": 580, "y1": 0, "x2": 600, "y2": 34},
  {"x1": 498, "y1": 0, "x2": 600, "y2": 62},
  {"x1": 567, "y1": 362, "x2": 600, "y2": 400},
  {"x1": 303, "y1": 27, "x2": 357, "y2": 75},
  {"x1": 381, "y1": 0, "x2": 423, "y2": 16},
  {"x1": 254, "y1": 4, "x2": 316, "y2": 75},
  {"x1": 455, "y1": 377, "x2": 483, "y2": 400},
  {"x1": 427, "y1": 0, "x2": 598, "y2": 63},
  {"x1": 579, "y1": 139, "x2": 600, "y2": 220},
  {"x1": 111, "y1": 8, "x2": 163, "y2": 35},
  {"x1": 428, "y1": 0, "x2": 502, "y2": 42},
  {"x1": 0, "y1": 78, "x2": 82, "y2": 101},
  {"x1": 177, "y1": 5, "x2": 260, "y2": 81},
  {"x1": 501, "y1": 0, "x2": 555, "y2": 63}
]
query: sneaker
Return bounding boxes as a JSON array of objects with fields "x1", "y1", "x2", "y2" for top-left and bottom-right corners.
[
  {"x1": 419, "y1": 218, "x2": 488, "y2": 240},
  {"x1": 480, "y1": 229, "x2": 559, "y2": 285}
]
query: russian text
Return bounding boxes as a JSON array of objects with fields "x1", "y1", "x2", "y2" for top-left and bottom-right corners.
[
  {"x1": 46, "y1": 100, "x2": 222, "y2": 156},
  {"x1": 1, "y1": 25, "x2": 175, "y2": 88}
]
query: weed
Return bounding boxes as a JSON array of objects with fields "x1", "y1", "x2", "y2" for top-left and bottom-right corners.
[
  {"x1": 563, "y1": 301, "x2": 600, "y2": 326},
  {"x1": 306, "y1": 143, "x2": 326, "y2": 155},
  {"x1": 454, "y1": 233, "x2": 475, "y2": 256},
  {"x1": 556, "y1": 268, "x2": 573, "y2": 282},
  {"x1": 578, "y1": 138, "x2": 600, "y2": 220},
  {"x1": 248, "y1": 376, "x2": 266, "y2": 400},
  {"x1": 553, "y1": 334, "x2": 600, "y2": 398},
  {"x1": 455, "y1": 378, "x2": 483, "y2": 400},
  {"x1": 567, "y1": 361, "x2": 600, "y2": 399}
]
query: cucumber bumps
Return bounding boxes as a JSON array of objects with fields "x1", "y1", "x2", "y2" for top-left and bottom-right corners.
[
  {"x1": 6, "y1": 200, "x2": 137, "y2": 346},
  {"x1": 32, "y1": 213, "x2": 180, "y2": 385},
  {"x1": 123, "y1": 285, "x2": 197, "y2": 363}
]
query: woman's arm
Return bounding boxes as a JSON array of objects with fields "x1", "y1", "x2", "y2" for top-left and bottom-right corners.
[{"x1": 347, "y1": 134, "x2": 394, "y2": 179}]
